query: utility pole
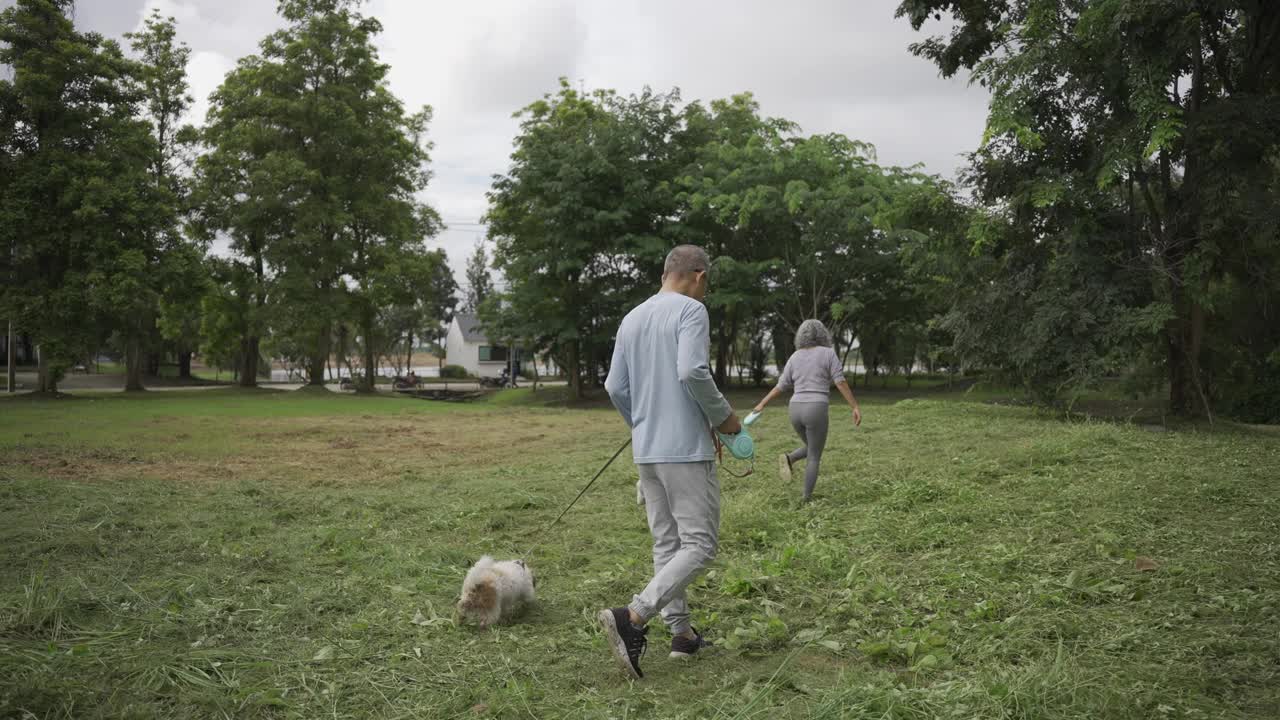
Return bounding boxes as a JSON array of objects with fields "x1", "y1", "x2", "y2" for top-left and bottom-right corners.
[{"x1": 508, "y1": 340, "x2": 515, "y2": 388}]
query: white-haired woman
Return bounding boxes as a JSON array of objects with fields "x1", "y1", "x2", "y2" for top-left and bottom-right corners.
[{"x1": 752, "y1": 319, "x2": 861, "y2": 502}]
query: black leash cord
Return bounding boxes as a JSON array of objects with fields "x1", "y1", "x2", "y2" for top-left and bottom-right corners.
[{"x1": 541, "y1": 437, "x2": 632, "y2": 535}]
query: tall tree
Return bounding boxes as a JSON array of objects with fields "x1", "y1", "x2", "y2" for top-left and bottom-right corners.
[
  {"x1": 675, "y1": 94, "x2": 796, "y2": 385},
  {"x1": 200, "y1": 0, "x2": 441, "y2": 391},
  {"x1": 197, "y1": 0, "x2": 440, "y2": 390},
  {"x1": 676, "y1": 96, "x2": 919, "y2": 384},
  {"x1": 416, "y1": 248, "x2": 458, "y2": 369},
  {"x1": 120, "y1": 9, "x2": 198, "y2": 391},
  {"x1": 156, "y1": 243, "x2": 211, "y2": 379},
  {"x1": 379, "y1": 248, "x2": 459, "y2": 371},
  {"x1": 487, "y1": 81, "x2": 683, "y2": 398},
  {"x1": 193, "y1": 48, "x2": 298, "y2": 387},
  {"x1": 463, "y1": 242, "x2": 494, "y2": 313},
  {"x1": 0, "y1": 0, "x2": 154, "y2": 392},
  {"x1": 198, "y1": 257, "x2": 257, "y2": 382},
  {"x1": 898, "y1": 0, "x2": 1280, "y2": 416}
]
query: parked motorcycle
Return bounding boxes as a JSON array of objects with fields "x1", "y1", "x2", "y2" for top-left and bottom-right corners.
[
  {"x1": 479, "y1": 367, "x2": 518, "y2": 389},
  {"x1": 392, "y1": 374, "x2": 420, "y2": 391}
]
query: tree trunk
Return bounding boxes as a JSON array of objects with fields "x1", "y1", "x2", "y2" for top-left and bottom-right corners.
[
  {"x1": 238, "y1": 336, "x2": 259, "y2": 388},
  {"x1": 509, "y1": 341, "x2": 516, "y2": 388},
  {"x1": 6, "y1": 319, "x2": 14, "y2": 392},
  {"x1": 37, "y1": 346, "x2": 56, "y2": 393},
  {"x1": 335, "y1": 324, "x2": 349, "y2": 381},
  {"x1": 587, "y1": 325, "x2": 600, "y2": 389},
  {"x1": 771, "y1": 322, "x2": 794, "y2": 376},
  {"x1": 1167, "y1": 315, "x2": 1190, "y2": 414},
  {"x1": 1187, "y1": 300, "x2": 1211, "y2": 419},
  {"x1": 308, "y1": 322, "x2": 329, "y2": 387},
  {"x1": 568, "y1": 341, "x2": 582, "y2": 400},
  {"x1": 406, "y1": 329, "x2": 414, "y2": 371},
  {"x1": 360, "y1": 312, "x2": 377, "y2": 392},
  {"x1": 713, "y1": 312, "x2": 732, "y2": 387},
  {"x1": 177, "y1": 349, "x2": 192, "y2": 379},
  {"x1": 125, "y1": 323, "x2": 145, "y2": 392},
  {"x1": 1154, "y1": 25, "x2": 1212, "y2": 418}
]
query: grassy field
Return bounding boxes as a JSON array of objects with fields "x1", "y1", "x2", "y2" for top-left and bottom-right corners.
[{"x1": 1, "y1": 387, "x2": 1277, "y2": 719}]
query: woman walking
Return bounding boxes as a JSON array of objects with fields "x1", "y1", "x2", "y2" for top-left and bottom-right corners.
[{"x1": 752, "y1": 320, "x2": 861, "y2": 502}]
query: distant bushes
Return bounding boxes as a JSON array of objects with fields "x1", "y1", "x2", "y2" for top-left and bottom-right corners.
[{"x1": 440, "y1": 365, "x2": 469, "y2": 379}]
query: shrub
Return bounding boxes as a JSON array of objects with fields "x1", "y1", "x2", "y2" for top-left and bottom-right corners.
[{"x1": 440, "y1": 364, "x2": 469, "y2": 379}]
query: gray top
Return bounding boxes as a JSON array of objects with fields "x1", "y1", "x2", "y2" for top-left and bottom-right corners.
[
  {"x1": 605, "y1": 292, "x2": 733, "y2": 464},
  {"x1": 777, "y1": 346, "x2": 847, "y2": 404}
]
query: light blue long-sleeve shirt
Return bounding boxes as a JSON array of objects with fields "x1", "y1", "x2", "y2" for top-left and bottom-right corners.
[{"x1": 605, "y1": 291, "x2": 734, "y2": 464}]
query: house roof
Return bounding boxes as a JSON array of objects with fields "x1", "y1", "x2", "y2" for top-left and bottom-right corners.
[{"x1": 455, "y1": 313, "x2": 488, "y2": 344}]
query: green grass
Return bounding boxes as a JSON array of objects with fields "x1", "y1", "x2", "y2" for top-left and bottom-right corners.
[{"x1": 1, "y1": 387, "x2": 1277, "y2": 718}]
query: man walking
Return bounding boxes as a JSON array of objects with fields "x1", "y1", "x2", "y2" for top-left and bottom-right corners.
[{"x1": 600, "y1": 244, "x2": 742, "y2": 679}]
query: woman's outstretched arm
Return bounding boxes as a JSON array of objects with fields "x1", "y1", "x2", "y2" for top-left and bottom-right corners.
[
  {"x1": 753, "y1": 385, "x2": 784, "y2": 413},
  {"x1": 835, "y1": 380, "x2": 862, "y2": 426},
  {"x1": 754, "y1": 357, "x2": 793, "y2": 413}
]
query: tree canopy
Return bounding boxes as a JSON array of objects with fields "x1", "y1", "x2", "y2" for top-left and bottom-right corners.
[
  {"x1": 895, "y1": 0, "x2": 1280, "y2": 419},
  {"x1": 5, "y1": 0, "x2": 1276, "y2": 421}
]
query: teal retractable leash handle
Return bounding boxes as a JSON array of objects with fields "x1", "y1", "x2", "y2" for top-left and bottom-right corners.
[{"x1": 715, "y1": 410, "x2": 761, "y2": 477}]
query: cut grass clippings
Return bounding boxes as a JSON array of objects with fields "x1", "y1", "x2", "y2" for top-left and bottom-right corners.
[{"x1": 1, "y1": 387, "x2": 1277, "y2": 718}]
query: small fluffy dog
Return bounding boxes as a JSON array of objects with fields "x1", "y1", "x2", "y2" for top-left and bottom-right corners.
[{"x1": 456, "y1": 556, "x2": 535, "y2": 627}]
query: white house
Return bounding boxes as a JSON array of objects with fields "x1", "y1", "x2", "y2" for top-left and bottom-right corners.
[{"x1": 445, "y1": 314, "x2": 513, "y2": 378}]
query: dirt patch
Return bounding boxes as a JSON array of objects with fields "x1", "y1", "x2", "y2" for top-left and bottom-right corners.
[
  {"x1": 7, "y1": 407, "x2": 616, "y2": 488},
  {"x1": 253, "y1": 428, "x2": 318, "y2": 441},
  {"x1": 3, "y1": 446, "x2": 146, "y2": 481}
]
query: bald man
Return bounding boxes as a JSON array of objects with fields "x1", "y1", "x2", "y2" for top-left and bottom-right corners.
[{"x1": 599, "y1": 244, "x2": 742, "y2": 679}]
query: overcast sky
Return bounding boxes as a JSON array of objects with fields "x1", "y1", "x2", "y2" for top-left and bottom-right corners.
[{"x1": 12, "y1": 0, "x2": 990, "y2": 286}]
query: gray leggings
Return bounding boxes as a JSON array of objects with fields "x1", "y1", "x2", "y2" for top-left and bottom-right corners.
[{"x1": 787, "y1": 401, "x2": 829, "y2": 500}]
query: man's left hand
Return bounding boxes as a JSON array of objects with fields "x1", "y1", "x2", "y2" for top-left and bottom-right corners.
[{"x1": 717, "y1": 414, "x2": 742, "y2": 435}]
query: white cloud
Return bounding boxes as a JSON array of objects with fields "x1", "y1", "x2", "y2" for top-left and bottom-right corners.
[{"x1": 183, "y1": 49, "x2": 234, "y2": 125}]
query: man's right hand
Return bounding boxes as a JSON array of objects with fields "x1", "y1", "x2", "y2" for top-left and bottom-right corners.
[{"x1": 717, "y1": 413, "x2": 742, "y2": 435}]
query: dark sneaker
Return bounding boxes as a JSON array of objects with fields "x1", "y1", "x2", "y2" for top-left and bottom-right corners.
[
  {"x1": 670, "y1": 628, "x2": 712, "y2": 659},
  {"x1": 598, "y1": 607, "x2": 648, "y2": 679},
  {"x1": 779, "y1": 453, "x2": 793, "y2": 482}
]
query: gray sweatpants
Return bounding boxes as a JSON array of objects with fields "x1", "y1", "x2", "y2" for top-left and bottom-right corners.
[
  {"x1": 629, "y1": 461, "x2": 719, "y2": 636},
  {"x1": 788, "y1": 401, "x2": 830, "y2": 500}
]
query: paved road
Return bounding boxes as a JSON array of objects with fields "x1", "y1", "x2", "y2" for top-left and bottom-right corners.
[{"x1": 4, "y1": 372, "x2": 565, "y2": 395}]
